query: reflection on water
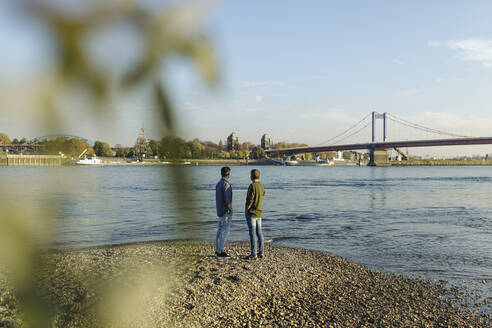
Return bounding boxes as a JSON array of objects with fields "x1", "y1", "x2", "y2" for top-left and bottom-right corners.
[
  {"x1": 369, "y1": 167, "x2": 387, "y2": 209},
  {"x1": 1, "y1": 165, "x2": 491, "y2": 306}
]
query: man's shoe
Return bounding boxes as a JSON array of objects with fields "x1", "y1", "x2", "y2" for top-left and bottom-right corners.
[
  {"x1": 245, "y1": 254, "x2": 257, "y2": 260},
  {"x1": 217, "y1": 252, "x2": 231, "y2": 258},
  {"x1": 257, "y1": 253, "x2": 264, "y2": 258}
]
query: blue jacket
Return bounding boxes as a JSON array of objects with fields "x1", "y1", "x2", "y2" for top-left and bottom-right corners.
[{"x1": 216, "y1": 178, "x2": 232, "y2": 217}]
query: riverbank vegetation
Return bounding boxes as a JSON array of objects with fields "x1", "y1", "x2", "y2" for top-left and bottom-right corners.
[{"x1": 0, "y1": 132, "x2": 310, "y2": 160}]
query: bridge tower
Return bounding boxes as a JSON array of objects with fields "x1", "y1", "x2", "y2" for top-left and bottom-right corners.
[
  {"x1": 369, "y1": 111, "x2": 390, "y2": 166},
  {"x1": 371, "y1": 111, "x2": 387, "y2": 143}
]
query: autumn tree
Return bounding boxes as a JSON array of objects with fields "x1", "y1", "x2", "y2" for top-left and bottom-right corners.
[
  {"x1": 241, "y1": 142, "x2": 254, "y2": 151},
  {"x1": 42, "y1": 137, "x2": 94, "y2": 158},
  {"x1": 273, "y1": 142, "x2": 308, "y2": 149},
  {"x1": 0, "y1": 133, "x2": 11, "y2": 145}
]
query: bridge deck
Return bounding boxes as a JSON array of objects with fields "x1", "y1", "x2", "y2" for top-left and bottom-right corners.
[{"x1": 266, "y1": 137, "x2": 492, "y2": 155}]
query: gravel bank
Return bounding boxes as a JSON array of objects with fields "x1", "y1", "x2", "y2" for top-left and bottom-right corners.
[{"x1": 0, "y1": 241, "x2": 490, "y2": 327}]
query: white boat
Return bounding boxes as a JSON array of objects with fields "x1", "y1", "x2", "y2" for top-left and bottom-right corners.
[
  {"x1": 76, "y1": 156, "x2": 103, "y2": 165},
  {"x1": 316, "y1": 158, "x2": 334, "y2": 166},
  {"x1": 316, "y1": 162, "x2": 334, "y2": 166},
  {"x1": 286, "y1": 159, "x2": 334, "y2": 166}
]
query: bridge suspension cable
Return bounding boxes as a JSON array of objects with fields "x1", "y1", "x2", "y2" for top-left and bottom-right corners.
[
  {"x1": 315, "y1": 113, "x2": 372, "y2": 146},
  {"x1": 385, "y1": 113, "x2": 470, "y2": 139},
  {"x1": 328, "y1": 121, "x2": 372, "y2": 145}
]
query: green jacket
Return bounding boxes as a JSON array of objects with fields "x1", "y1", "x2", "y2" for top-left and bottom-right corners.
[{"x1": 246, "y1": 181, "x2": 265, "y2": 218}]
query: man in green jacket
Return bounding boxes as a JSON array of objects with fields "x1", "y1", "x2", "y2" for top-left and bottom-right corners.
[{"x1": 245, "y1": 169, "x2": 266, "y2": 259}]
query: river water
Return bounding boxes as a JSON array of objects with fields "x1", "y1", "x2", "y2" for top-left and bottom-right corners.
[{"x1": 1, "y1": 165, "x2": 491, "y2": 307}]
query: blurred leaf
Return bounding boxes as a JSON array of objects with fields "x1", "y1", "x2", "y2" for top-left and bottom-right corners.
[
  {"x1": 153, "y1": 79, "x2": 174, "y2": 134},
  {"x1": 122, "y1": 53, "x2": 156, "y2": 88},
  {"x1": 0, "y1": 203, "x2": 55, "y2": 328},
  {"x1": 185, "y1": 36, "x2": 219, "y2": 87},
  {"x1": 2, "y1": 1, "x2": 220, "y2": 326}
]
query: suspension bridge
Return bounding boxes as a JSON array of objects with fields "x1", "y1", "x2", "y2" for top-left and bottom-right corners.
[{"x1": 265, "y1": 112, "x2": 492, "y2": 166}]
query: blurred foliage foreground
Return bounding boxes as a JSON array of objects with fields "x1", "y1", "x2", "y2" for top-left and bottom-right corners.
[{"x1": 1, "y1": 0, "x2": 218, "y2": 326}]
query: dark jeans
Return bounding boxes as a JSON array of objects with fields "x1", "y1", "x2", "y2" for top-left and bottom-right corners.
[{"x1": 245, "y1": 214, "x2": 264, "y2": 256}]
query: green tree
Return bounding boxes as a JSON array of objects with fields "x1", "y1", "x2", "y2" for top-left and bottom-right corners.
[
  {"x1": 20, "y1": 137, "x2": 27, "y2": 144},
  {"x1": 127, "y1": 148, "x2": 136, "y2": 157},
  {"x1": 190, "y1": 141, "x2": 205, "y2": 158},
  {"x1": 217, "y1": 151, "x2": 230, "y2": 159},
  {"x1": 93, "y1": 141, "x2": 113, "y2": 157},
  {"x1": 201, "y1": 141, "x2": 219, "y2": 158},
  {"x1": 0, "y1": 133, "x2": 11, "y2": 145},
  {"x1": 158, "y1": 136, "x2": 190, "y2": 159},
  {"x1": 12, "y1": 138, "x2": 19, "y2": 144},
  {"x1": 148, "y1": 139, "x2": 159, "y2": 157},
  {"x1": 115, "y1": 148, "x2": 125, "y2": 157},
  {"x1": 114, "y1": 144, "x2": 126, "y2": 157},
  {"x1": 250, "y1": 146, "x2": 266, "y2": 159},
  {"x1": 93, "y1": 141, "x2": 103, "y2": 156},
  {"x1": 238, "y1": 150, "x2": 249, "y2": 159}
]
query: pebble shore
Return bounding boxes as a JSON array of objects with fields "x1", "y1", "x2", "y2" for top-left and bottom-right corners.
[{"x1": 0, "y1": 241, "x2": 490, "y2": 327}]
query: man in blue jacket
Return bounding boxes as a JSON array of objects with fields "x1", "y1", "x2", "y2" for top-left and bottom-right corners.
[{"x1": 215, "y1": 166, "x2": 232, "y2": 258}]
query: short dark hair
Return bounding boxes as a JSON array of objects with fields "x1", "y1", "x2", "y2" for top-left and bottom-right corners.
[
  {"x1": 221, "y1": 166, "x2": 231, "y2": 177},
  {"x1": 250, "y1": 169, "x2": 260, "y2": 180}
]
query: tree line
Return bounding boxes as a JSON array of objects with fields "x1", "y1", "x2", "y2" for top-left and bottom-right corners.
[{"x1": 0, "y1": 132, "x2": 309, "y2": 160}]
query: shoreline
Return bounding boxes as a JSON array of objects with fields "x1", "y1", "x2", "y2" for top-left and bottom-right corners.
[
  {"x1": 390, "y1": 160, "x2": 492, "y2": 166},
  {"x1": 90, "y1": 158, "x2": 492, "y2": 167},
  {"x1": 5, "y1": 156, "x2": 492, "y2": 167},
  {"x1": 1, "y1": 241, "x2": 490, "y2": 327}
]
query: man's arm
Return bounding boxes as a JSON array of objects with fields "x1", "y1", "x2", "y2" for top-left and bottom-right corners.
[
  {"x1": 224, "y1": 182, "x2": 233, "y2": 215},
  {"x1": 245, "y1": 184, "x2": 254, "y2": 213}
]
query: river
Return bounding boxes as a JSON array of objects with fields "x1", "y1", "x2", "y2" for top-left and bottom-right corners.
[{"x1": 1, "y1": 165, "x2": 491, "y2": 309}]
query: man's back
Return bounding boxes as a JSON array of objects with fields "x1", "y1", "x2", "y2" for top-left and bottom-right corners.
[
  {"x1": 216, "y1": 178, "x2": 232, "y2": 217},
  {"x1": 246, "y1": 181, "x2": 265, "y2": 218}
]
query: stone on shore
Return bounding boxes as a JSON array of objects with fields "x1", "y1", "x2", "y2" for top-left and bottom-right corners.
[{"x1": 0, "y1": 241, "x2": 490, "y2": 327}]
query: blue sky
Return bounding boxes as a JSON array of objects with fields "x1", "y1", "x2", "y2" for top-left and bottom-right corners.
[{"x1": 2, "y1": 1, "x2": 492, "y2": 156}]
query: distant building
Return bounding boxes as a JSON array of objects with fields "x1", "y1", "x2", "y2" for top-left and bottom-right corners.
[
  {"x1": 261, "y1": 134, "x2": 272, "y2": 150},
  {"x1": 227, "y1": 132, "x2": 239, "y2": 151}
]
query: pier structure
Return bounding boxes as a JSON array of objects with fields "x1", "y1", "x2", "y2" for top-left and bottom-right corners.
[{"x1": 0, "y1": 155, "x2": 62, "y2": 166}]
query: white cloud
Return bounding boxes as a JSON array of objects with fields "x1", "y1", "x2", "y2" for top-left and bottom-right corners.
[
  {"x1": 392, "y1": 58, "x2": 404, "y2": 65},
  {"x1": 429, "y1": 38, "x2": 492, "y2": 67},
  {"x1": 236, "y1": 80, "x2": 288, "y2": 88},
  {"x1": 395, "y1": 88, "x2": 424, "y2": 97},
  {"x1": 255, "y1": 95, "x2": 263, "y2": 103},
  {"x1": 434, "y1": 77, "x2": 462, "y2": 83}
]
